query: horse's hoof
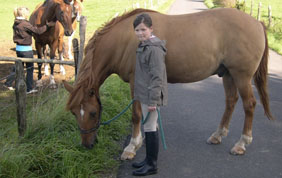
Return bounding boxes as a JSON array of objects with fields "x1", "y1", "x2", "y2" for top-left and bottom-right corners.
[
  {"x1": 230, "y1": 146, "x2": 245, "y2": 155},
  {"x1": 121, "y1": 151, "x2": 136, "y2": 160},
  {"x1": 36, "y1": 80, "x2": 43, "y2": 87},
  {"x1": 207, "y1": 136, "x2": 221, "y2": 145}
]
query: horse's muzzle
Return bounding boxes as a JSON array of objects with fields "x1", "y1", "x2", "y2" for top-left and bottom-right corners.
[
  {"x1": 81, "y1": 135, "x2": 98, "y2": 149},
  {"x1": 64, "y1": 30, "x2": 73, "y2": 36}
]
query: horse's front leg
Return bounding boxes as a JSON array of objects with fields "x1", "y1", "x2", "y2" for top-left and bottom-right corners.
[
  {"x1": 49, "y1": 44, "x2": 57, "y2": 89},
  {"x1": 43, "y1": 45, "x2": 50, "y2": 76},
  {"x1": 58, "y1": 35, "x2": 66, "y2": 75},
  {"x1": 121, "y1": 81, "x2": 143, "y2": 160}
]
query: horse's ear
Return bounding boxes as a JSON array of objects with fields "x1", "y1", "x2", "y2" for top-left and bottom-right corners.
[{"x1": 62, "y1": 80, "x2": 73, "y2": 93}]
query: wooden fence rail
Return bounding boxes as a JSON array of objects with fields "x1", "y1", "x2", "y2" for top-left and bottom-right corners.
[{"x1": 0, "y1": 56, "x2": 75, "y2": 66}]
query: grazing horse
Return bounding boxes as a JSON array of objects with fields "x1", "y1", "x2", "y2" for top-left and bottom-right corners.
[
  {"x1": 63, "y1": 8, "x2": 274, "y2": 159},
  {"x1": 29, "y1": 0, "x2": 73, "y2": 88}
]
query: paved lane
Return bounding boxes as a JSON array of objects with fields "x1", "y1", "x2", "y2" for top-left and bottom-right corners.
[{"x1": 117, "y1": 1, "x2": 282, "y2": 177}]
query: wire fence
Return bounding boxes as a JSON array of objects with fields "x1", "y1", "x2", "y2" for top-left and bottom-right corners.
[{"x1": 244, "y1": 0, "x2": 282, "y2": 19}]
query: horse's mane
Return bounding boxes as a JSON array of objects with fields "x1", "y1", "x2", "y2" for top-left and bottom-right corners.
[{"x1": 66, "y1": 8, "x2": 158, "y2": 110}]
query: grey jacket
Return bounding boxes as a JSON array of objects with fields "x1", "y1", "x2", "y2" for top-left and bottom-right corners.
[{"x1": 134, "y1": 36, "x2": 168, "y2": 107}]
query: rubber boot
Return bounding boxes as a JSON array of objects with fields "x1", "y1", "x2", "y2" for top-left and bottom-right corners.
[
  {"x1": 132, "y1": 158, "x2": 147, "y2": 169},
  {"x1": 133, "y1": 131, "x2": 159, "y2": 176}
]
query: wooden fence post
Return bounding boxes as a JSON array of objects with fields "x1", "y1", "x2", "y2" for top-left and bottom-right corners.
[
  {"x1": 72, "y1": 38, "x2": 79, "y2": 80},
  {"x1": 257, "y1": 2, "x2": 262, "y2": 21},
  {"x1": 268, "y1": 5, "x2": 272, "y2": 27},
  {"x1": 78, "y1": 16, "x2": 87, "y2": 74},
  {"x1": 15, "y1": 60, "x2": 26, "y2": 136},
  {"x1": 150, "y1": 0, "x2": 153, "y2": 8}
]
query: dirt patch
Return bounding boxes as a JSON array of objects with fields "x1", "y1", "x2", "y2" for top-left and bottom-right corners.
[{"x1": 0, "y1": 42, "x2": 75, "y2": 91}]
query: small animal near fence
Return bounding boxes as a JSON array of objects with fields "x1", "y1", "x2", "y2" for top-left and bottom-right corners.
[{"x1": 0, "y1": 15, "x2": 87, "y2": 136}]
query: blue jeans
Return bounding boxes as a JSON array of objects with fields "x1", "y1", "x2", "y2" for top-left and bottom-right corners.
[{"x1": 5, "y1": 50, "x2": 34, "y2": 92}]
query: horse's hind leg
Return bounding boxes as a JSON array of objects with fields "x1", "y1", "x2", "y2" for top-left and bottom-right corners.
[
  {"x1": 121, "y1": 80, "x2": 143, "y2": 160},
  {"x1": 49, "y1": 45, "x2": 57, "y2": 89},
  {"x1": 230, "y1": 78, "x2": 256, "y2": 155},
  {"x1": 207, "y1": 73, "x2": 239, "y2": 144}
]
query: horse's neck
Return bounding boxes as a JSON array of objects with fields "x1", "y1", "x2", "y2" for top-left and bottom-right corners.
[{"x1": 41, "y1": 2, "x2": 57, "y2": 23}]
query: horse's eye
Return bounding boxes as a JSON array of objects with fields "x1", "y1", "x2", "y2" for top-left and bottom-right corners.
[{"x1": 89, "y1": 111, "x2": 96, "y2": 118}]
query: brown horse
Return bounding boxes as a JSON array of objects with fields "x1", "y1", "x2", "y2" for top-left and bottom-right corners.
[
  {"x1": 29, "y1": 0, "x2": 74, "y2": 88},
  {"x1": 63, "y1": 8, "x2": 274, "y2": 159},
  {"x1": 36, "y1": 0, "x2": 83, "y2": 79},
  {"x1": 65, "y1": 0, "x2": 84, "y2": 60}
]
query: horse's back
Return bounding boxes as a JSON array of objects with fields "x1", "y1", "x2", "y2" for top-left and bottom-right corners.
[{"x1": 148, "y1": 8, "x2": 265, "y2": 82}]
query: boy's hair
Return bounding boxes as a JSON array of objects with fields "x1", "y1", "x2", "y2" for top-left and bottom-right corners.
[
  {"x1": 133, "y1": 13, "x2": 152, "y2": 29},
  {"x1": 14, "y1": 7, "x2": 29, "y2": 19}
]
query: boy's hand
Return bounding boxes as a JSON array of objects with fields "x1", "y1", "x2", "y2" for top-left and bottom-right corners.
[
  {"x1": 46, "y1": 21, "x2": 56, "y2": 27},
  {"x1": 148, "y1": 106, "x2": 157, "y2": 112}
]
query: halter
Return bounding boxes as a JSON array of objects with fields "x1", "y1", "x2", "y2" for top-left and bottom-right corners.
[
  {"x1": 78, "y1": 94, "x2": 103, "y2": 134},
  {"x1": 63, "y1": 0, "x2": 71, "y2": 5}
]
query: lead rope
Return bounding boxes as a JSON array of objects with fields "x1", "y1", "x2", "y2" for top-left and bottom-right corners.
[
  {"x1": 142, "y1": 109, "x2": 167, "y2": 150},
  {"x1": 101, "y1": 100, "x2": 167, "y2": 150}
]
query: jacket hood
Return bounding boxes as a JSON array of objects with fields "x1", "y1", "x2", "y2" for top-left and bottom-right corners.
[
  {"x1": 139, "y1": 36, "x2": 167, "y2": 53},
  {"x1": 14, "y1": 19, "x2": 24, "y2": 26}
]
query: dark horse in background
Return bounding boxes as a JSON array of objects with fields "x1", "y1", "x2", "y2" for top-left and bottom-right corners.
[
  {"x1": 29, "y1": 0, "x2": 73, "y2": 88},
  {"x1": 63, "y1": 8, "x2": 274, "y2": 160}
]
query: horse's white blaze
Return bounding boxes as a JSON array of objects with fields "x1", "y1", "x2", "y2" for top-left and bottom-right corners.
[
  {"x1": 68, "y1": 32, "x2": 75, "y2": 59},
  {"x1": 80, "y1": 105, "x2": 85, "y2": 119},
  {"x1": 76, "y1": 12, "x2": 80, "y2": 21}
]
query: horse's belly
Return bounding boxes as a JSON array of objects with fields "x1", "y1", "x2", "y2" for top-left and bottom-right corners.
[{"x1": 166, "y1": 61, "x2": 218, "y2": 83}]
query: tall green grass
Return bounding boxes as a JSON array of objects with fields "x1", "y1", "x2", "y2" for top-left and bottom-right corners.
[
  {"x1": 0, "y1": 76, "x2": 132, "y2": 177},
  {"x1": 0, "y1": 0, "x2": 175, "y2": 177}
]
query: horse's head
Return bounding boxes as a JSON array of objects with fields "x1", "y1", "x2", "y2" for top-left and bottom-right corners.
[
  {"x1": 63, "y1": 81, "x2": 102, "y2": 149},
  {"x1": 54, "y1": 0, "x2": 74, "y2": 36},
  {"x1": 72, "y1": 0, "x2": 83, "y2": 22}
]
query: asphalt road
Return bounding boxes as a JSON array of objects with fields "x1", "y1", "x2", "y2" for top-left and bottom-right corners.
[{"x1": 117, "y1": 0, "x2": 282, "y2": 177}]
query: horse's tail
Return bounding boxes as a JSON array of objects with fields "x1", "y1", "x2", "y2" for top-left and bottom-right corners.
[{"x1": 253, "y1": 22, "x2": 274, "y2": 120}]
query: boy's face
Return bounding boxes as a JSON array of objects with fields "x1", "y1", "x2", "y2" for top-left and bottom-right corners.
[
  {"x1": 134, "y1": 22, "x2": 153, "y2": 42},
  {"x1": 16, "y1": 7, "x2": 29, "y2": 19}
]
